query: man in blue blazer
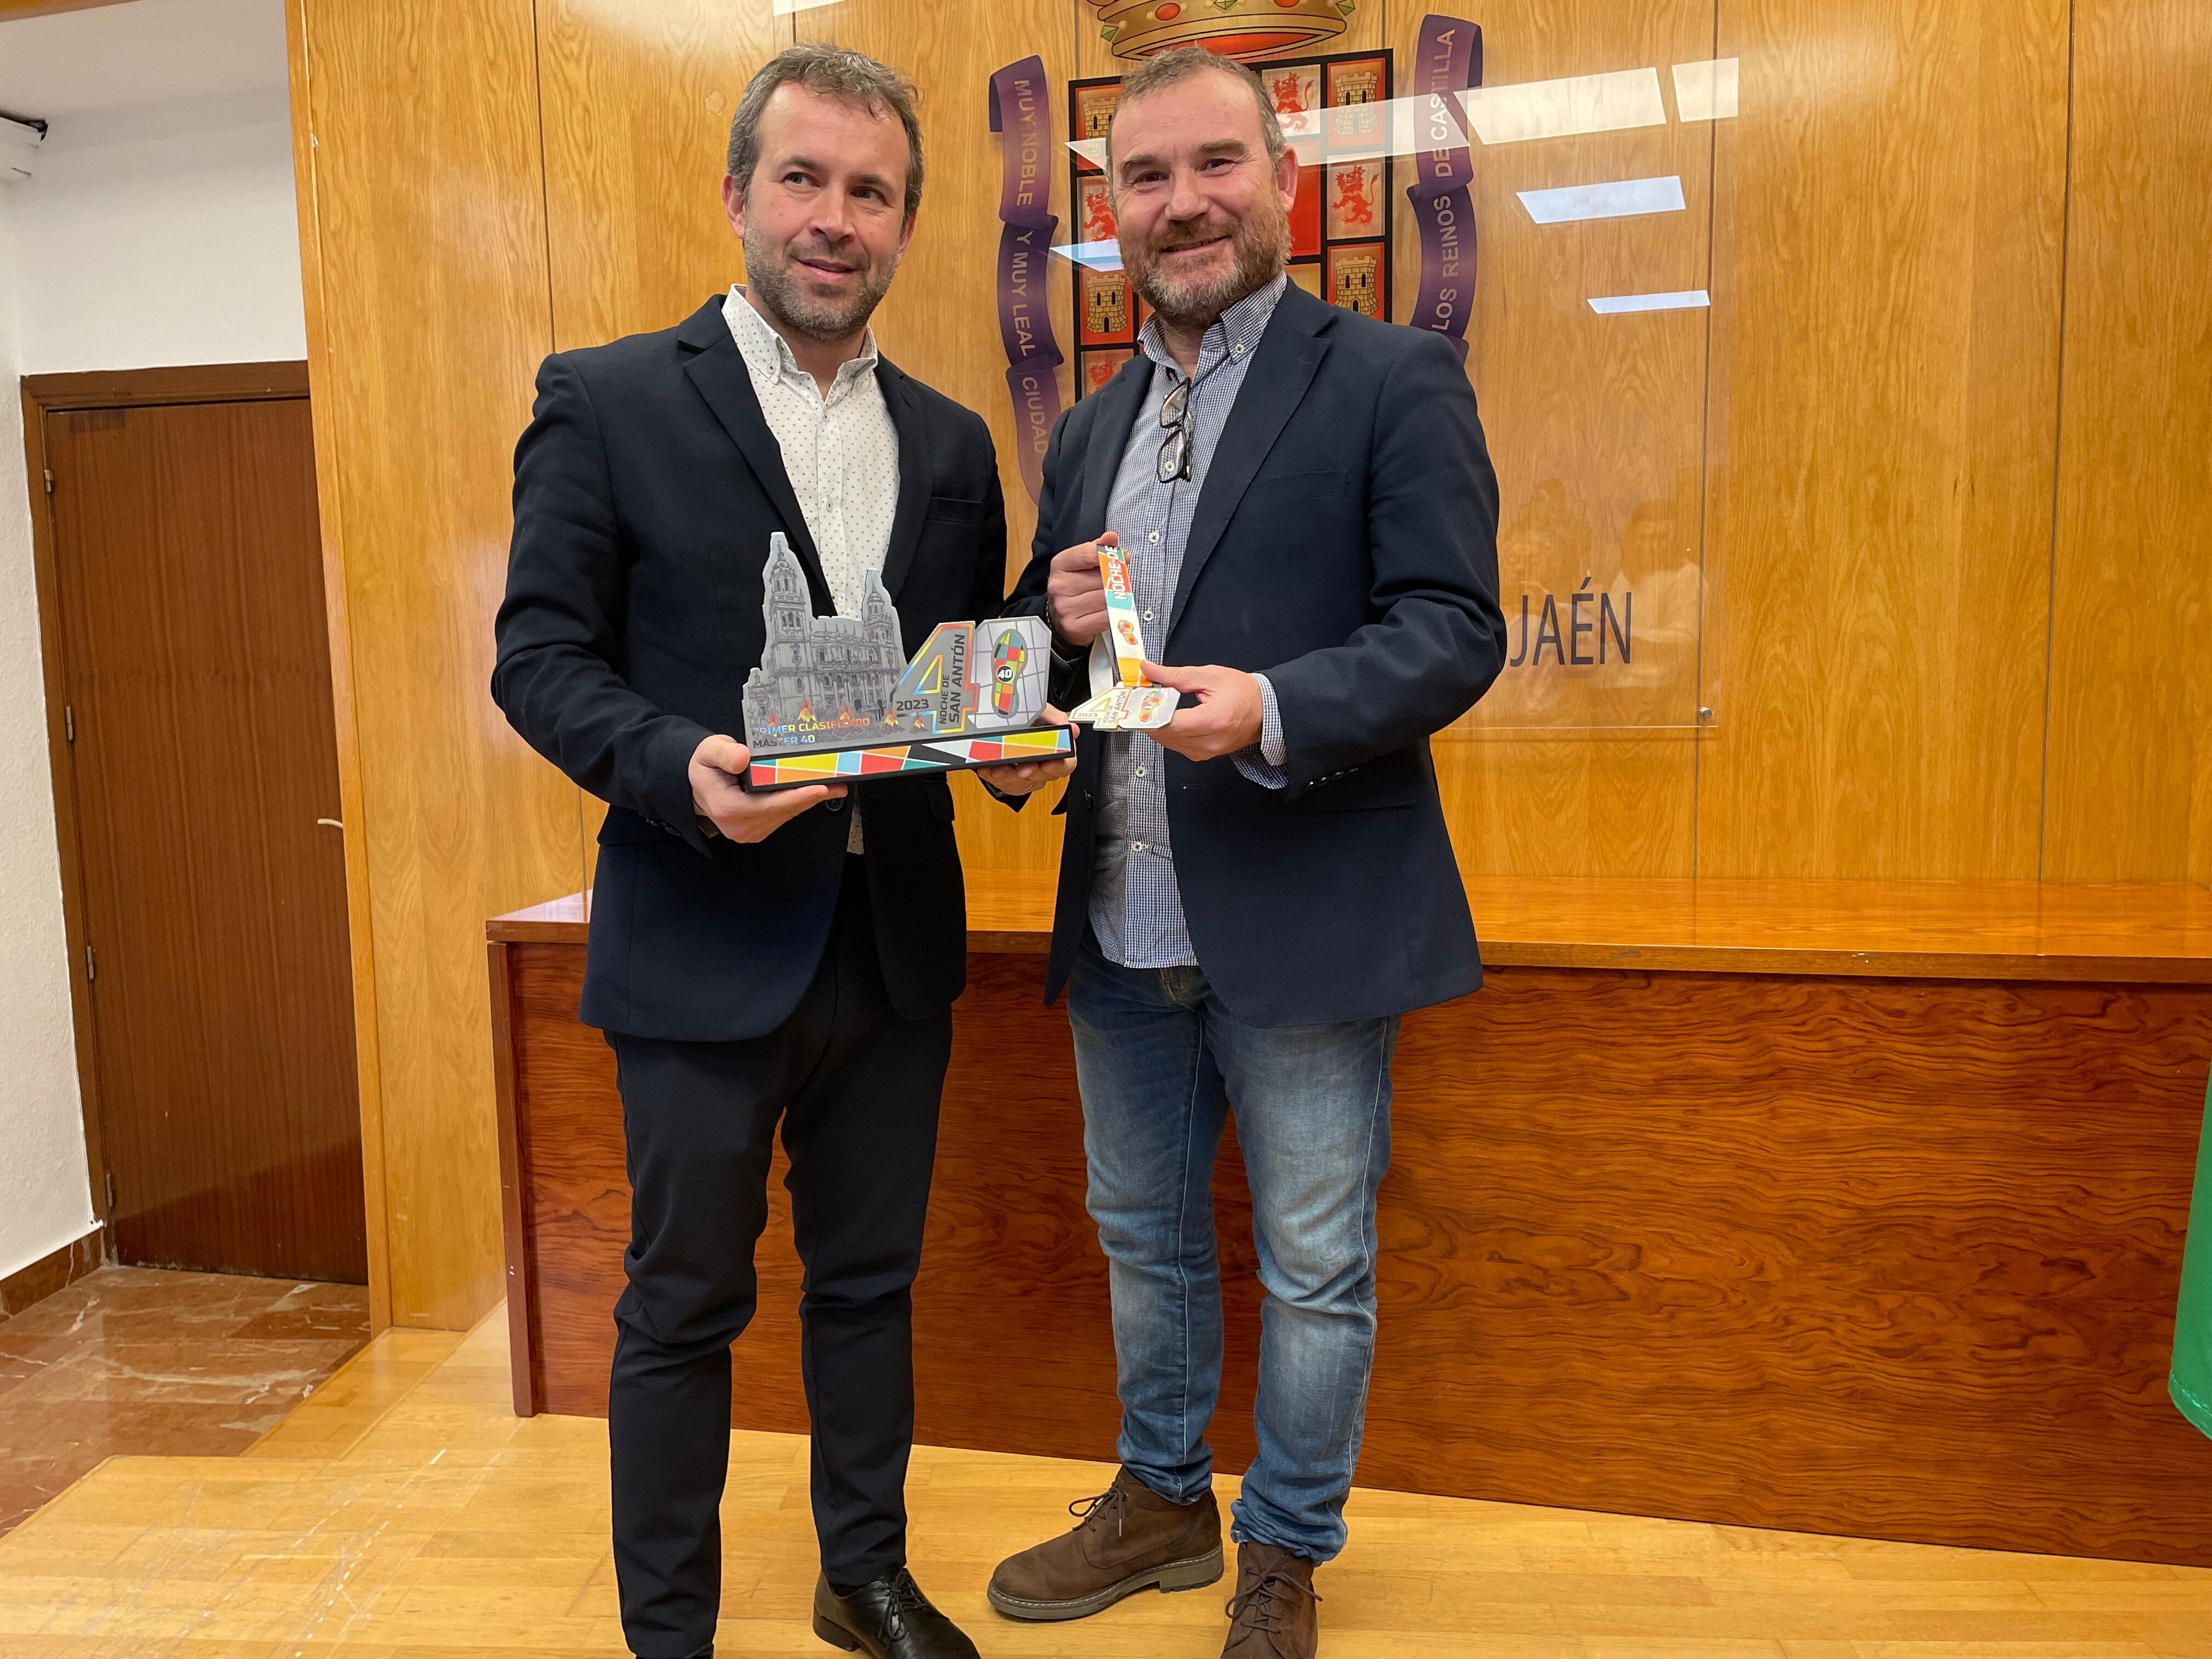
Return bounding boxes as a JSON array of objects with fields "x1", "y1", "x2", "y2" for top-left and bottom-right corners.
[{"x1": 986, "y1": 47, "x2": 1505, "y2": 1659}]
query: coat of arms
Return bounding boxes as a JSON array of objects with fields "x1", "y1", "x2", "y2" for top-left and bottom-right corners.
[{"x1": 1067, "y1": 46, "x2": 1396, "y2": 396}]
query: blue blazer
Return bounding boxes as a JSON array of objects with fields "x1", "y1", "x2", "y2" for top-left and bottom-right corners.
[
  {"x1": 1008, "y1": 282, "x2": 1506, "y2": 1026},
  {"x1": 492, "y1": 297, "x2": 1009, "y2": 1041}
]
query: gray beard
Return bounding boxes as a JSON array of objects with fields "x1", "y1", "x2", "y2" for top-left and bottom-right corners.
[
  {"x1": 1126, "y1": 208, "x2": 1289, "y2": 331},
  {"x1": 741, "y1": 224, "x2": 895, "y2": 342}
]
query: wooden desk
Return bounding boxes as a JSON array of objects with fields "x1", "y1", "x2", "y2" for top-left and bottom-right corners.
[{"x1": 490, "y1": 877, "x2": 2212, "y2": 1566}]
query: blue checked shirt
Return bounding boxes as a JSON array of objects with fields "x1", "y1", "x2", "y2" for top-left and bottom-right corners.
[{"x1": 1090, "y1": 274, "x2": 1291, "y2": 969}]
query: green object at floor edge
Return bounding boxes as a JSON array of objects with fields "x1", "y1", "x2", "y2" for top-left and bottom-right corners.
[{"x1": 2174, "y1": 1068, "x2": 2212, "y2": 1440}]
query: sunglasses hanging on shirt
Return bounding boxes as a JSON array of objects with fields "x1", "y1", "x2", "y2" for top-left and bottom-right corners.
[
  {"x1": 1156, "y1": 378, "x2": 1194, "y2": 484},
  {"x1": 1153, "y1": 347, "x2": 1237, "y2": 486}
]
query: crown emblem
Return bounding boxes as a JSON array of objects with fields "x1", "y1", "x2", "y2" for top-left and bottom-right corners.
[{"x1": 1089, "y1": 0, "x2": 1356, "y2": 63}]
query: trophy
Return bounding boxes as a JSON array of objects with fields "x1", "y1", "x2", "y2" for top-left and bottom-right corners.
[{"x1": 740, "y1": 533, "x2": 1075, "y2": 790}]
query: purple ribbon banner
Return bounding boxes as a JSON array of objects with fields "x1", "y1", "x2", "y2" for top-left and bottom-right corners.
[
  {"x1": 988, "y1": 56, "x2": 1064, "y2": 504},
  {"x1": 1406, "y1": 15, "x2": 1483, "y2": 362}
]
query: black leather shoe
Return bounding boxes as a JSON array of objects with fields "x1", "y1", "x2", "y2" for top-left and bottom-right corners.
[{"x1": 812, "y1": 1569, "x2": 980, "y2": 1658}]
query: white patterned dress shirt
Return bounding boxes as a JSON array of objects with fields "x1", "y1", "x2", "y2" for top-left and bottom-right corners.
[{"x1": 723, "y1": 285, "x2": 900, "y2": 852}]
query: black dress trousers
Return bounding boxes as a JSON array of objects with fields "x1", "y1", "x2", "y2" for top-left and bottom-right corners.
[{"x1": 606, "y1": 854, "x2": 953, "y2": 1658}]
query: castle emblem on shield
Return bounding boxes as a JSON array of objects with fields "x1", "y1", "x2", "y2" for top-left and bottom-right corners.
[{"x1": 1087, "y1": 0, "x2": 1356, "y2": 62}]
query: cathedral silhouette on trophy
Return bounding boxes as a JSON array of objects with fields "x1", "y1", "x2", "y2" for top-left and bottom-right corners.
[{"x1": 741, "y1": 536, "x2": 907, "y2": 747}]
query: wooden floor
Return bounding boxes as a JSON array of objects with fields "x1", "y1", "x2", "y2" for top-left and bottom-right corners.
[{"x1": 4, "y1": 1315, "x2": 2210, "y2": 1658}]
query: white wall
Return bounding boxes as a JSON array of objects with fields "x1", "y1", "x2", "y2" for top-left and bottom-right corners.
[
  {"x1": 0, "y1": 0, "x2": 305, "y2": 1284},
  {"x1": 11, "y1": 88, "x2": 305, "y2": 373},
  {"x1": 0, "y1": 183, "x2": 99, "y2": 1285}
]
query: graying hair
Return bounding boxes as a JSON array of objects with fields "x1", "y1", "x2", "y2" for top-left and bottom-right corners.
[
  {"x1": 1106, "y1": 46, "x2": 1288, "y2": 177},
  {"x1": 726, "y1": 43, "x2": 924, "y2": 224}
]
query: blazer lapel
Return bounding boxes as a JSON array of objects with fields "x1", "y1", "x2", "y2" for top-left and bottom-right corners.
[
  {"x1": 876, "y1": 360, "x2": 933, "y2": 602},
  {"x1": 675, "y1": 297, "x2": 834, "y2": 611},
  {"x1": 1169, "y1": 289, "x2": 1330, "y2": 637},
  {"x1": 1074, "y1": 353, "x2": 1153, "y2": 544}
]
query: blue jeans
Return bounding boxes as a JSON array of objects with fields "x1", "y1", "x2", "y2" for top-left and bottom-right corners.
[{"x1": 1068, "y1": 934, "x2": 1399, "y2": 1562}]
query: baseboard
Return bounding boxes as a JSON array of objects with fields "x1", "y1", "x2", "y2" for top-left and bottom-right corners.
[{"x1": 0, "y1": 1226, "x2": 107, "y2": 1320}]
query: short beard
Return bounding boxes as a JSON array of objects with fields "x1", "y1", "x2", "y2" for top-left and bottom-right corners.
[
  {"x1": 741, "y1": 220, "x2": 898, "y2": 342},
  {"x1": 1123, "y1": 192, "x2": 1289, "y2": 331}
]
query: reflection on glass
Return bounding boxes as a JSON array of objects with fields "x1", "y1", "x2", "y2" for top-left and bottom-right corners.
[
  {"x1": 1518, "y1": 176, "x2": 1685, "y2": 224},
  {"x1": 1587, "y1": 290, "x2": 1709, "y2": 314},
  {"x1": 1463, "y1": 68, "x2": 1667, "y2": 145},
  {"x1": 1671, "y1": 58, "x2": 1739, "y2": 122},
  {"x1": 1066, "y1": 69, "x2": 1669, "y2": 174},
  {"x1": 1053, "y1": 239, "x2": 1124, "y2": 270}
]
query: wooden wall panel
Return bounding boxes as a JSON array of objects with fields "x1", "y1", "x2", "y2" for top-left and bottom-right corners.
[
  {"x1": 1441, "y1": 733, "x2": 1696, "y2": 877},
  {"x1": 286, "y1": 7, "x2": 386, "y2": 1324},
  {"x1": 1389, "y1": 0, "x2": 1715, "y2": 877},
  {"x1": 506, "y1": 939, "x2": 2212, "y2": 1565},
  {"x1": 294, "y1": 0, "x2": 2210, "y2": 1332},
  {"x1": 1695, "y1": 0, "x2": 2070, "y2": 877},
  {"x1": 535, "y1": 0, "x2": 792, "y2": 881},
  {"x1": 2040, "y1": 0, "x2": 2212, "y2": 881},
  {"x1": 796, "y1": 0, "x2": 1080, "y2": 870},
  {"x1": 291, "y1": 0, "x2": 579, "y2": 1328},
  {"x1": 799, "y1": 0, "x2": 1076, "y2": 572},
  {"x1": 538, "y1": 0, "x2": 792, "y2": 352}
]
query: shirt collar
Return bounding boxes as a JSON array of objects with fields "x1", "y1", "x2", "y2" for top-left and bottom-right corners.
[
  {"x1": 1136, "y1": 271, "x2": 1288, "y2": 382},
  {"x1": 723, "y1": 284, "x2": 881, "y2": 393}
]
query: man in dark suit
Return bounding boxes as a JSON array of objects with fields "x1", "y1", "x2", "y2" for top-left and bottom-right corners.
[
  {"x1": 492, "y1": 44, "x2": 1068, "y2": 1659},
  {"x1": 985, "y1": 47, "x2": 1505, "y2": 1659}
]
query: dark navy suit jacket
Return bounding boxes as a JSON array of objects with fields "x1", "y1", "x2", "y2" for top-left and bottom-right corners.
[
  {"x1": 1008, "y1": 282, "x2": 1506, "y2": 1026},
  {"x1": 492, "y1": 297, "x2": 1008, "y2": 1041}
]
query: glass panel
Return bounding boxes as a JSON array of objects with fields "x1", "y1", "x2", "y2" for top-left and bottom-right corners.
[{"x1": 1054, "y1": 33, "x2": 1731, "y2": 732}]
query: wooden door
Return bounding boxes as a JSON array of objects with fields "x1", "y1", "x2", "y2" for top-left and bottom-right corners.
[{"x1": 46, "y1": 396, "x2": 365, "y2": 1283}]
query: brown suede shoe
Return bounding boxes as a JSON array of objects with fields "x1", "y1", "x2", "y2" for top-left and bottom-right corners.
[
  {"x1": 987, "y1": 1467, "x2": 1224, "y2": 1621},
  {"x1": 1221, "y1": 1542, "x2": 1321, "y2": 1658}
]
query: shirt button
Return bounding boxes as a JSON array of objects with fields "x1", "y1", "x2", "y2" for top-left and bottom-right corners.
[
  {"x1": 1135, "y1": 766, "x2": 1148, "y2": 778},
  {"x1": 1142, "y1": 608, "x2": 1154, "y2": 622},
  {"x1": 1131, "y1": 840, "x2": 1147, "y2": 851},
  {"x1": 1148, "y1": 531, "x2": 1161, "y2": 544},
  {"x1": 1232, "y1": 343, "x2": 1245, "y2": 356}
]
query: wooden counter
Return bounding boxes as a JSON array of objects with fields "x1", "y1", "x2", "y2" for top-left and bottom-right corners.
[
  {"x1": 497, "y1": 875, "x2": 2212, "y2": 979},
  {"x1": 490, "y1": 876, "x2": 2212, "y2": 1566}
]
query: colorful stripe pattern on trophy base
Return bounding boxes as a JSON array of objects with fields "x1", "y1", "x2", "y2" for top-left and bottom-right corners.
[{"x1": 746, "y1": 725, "x2": 1075, "y2": 791}]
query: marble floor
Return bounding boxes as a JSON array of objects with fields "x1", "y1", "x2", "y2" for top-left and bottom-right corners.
[{"x1": 0, "y1": 1266, "x2": 370, "y2": 1537}]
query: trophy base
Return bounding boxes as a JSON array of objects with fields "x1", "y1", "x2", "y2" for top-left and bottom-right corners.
[{"x1": 746, "y1": 724, "x2": 1074, "y2": 791}]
